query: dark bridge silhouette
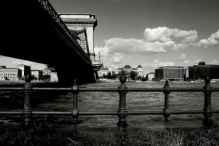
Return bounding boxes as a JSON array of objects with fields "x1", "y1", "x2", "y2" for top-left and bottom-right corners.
[{"x1": 2, "y1": 0, "x2": 99, "y2": 85}]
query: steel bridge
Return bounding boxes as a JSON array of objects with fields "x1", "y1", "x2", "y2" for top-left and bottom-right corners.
[{"x1": 2, "y1": 0, "x2": 100, "y2": 85}]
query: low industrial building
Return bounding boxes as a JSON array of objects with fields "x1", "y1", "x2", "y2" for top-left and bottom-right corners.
[
  {"x1": 147, "y1": 72, "x2": 155, "y2": 81},
  {"x1": 186, "y1": 62, "x2": 219, "y2": 80},
  {"x1": 31, "y1": 70, "x2": 43, "y2": 80},
  {"x1": 155, "y1": 66, "x2": 185, "y2": 81},
  {"x1": 0, "y1": 68, "x2": 22, "y2": 80}
]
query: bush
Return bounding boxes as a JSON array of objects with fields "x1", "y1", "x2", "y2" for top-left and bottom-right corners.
[{"x1": 142, "y1": 77, "x2": 147, "y2": 81}]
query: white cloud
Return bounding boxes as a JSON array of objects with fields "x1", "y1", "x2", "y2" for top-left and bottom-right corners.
[
  {"x1": 196, "y1": 59, "x2": 201, "y2": 63},
  {"x1": 94, "y1": 27, "x2": 219, "y2": 66},
  {"x1": 178, "y1": 54, "x2": 186, "y2": 60},
  {"x1": 153, "y1": 59, "x2": 159, "y2": 64},
  {"x1": 159, "y1": 61, "x2": 175, "y2": 67},
  {"x1": 144, "y1": 27, "x2": 198, "y2": 42},
  {"x1": 198, "y1": 30, "x2": 219, "y2": 47},
  {"x1": 143, "y1": 60, "x2": 175, "y2": 68},
  {"x1": 94, "y1": 27, "x2": 200, "y2": 60},
  {"x1": 110, "y1": 53, "x2": 124, "y2": 64},
  {"x1": 94, "y1": 37, "x2": 188, "y2": 60},
  {"x1": 183, "y1": 60, "x2": 190, "y2": 64},
  {"x1": 209, "y1": 60, "x2": 218, "y2": 64},
  {"x1": 104, "y1": 38, "x2": 168, "y2": 55},
  {"x1": 94, "y1": 37, "x2": 172, "y2": 64}
]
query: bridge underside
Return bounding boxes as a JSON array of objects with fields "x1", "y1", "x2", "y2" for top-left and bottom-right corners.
[{"x1": 2, "y1": 0, "x2": 95, "y2": 85}]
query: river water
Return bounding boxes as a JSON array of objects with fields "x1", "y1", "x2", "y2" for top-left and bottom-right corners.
[
  {"x1": 74, "y1": 81, "x2": 219, "y2": 130},
  {"x1": 0, "y1": 81, "x2": 219, "y2": 130}
]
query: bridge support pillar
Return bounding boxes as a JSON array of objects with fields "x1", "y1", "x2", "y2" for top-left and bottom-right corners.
[{"x1": 56, "y1": 64, "x2": 96, "y2": 86}]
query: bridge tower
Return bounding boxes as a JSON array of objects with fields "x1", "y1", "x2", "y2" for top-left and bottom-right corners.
[
  {"x1": 60, "y1": 14, "x2": 101, "y2": 81},
  {"x1": 60, "y1": 14, "x2": 97, "y2": 63}
]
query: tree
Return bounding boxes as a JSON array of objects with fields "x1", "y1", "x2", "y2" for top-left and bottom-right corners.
[
  {"x1": 31, "y1": 75, "x2": 36, "y2": 80},
  {"x1": 41, "y1": 75, "x2": 50, "y2": 81},
  {"x1": 111, "y1": 71, "x2": 116, "y2": 79},
  {"x1": 141, "y1": 76, "x2": 147, "y2": 81},
  {"x1": 107, "y1": 71, "x2": 112, "y2": 79},
  {"x1": 103, "y1": 73, "x2": 106, "y2": 78},
  {"x1": 119, "y1": 70, "x2": 127, "y2": 77},
  {"x1": 130, "y1": 71, "x2": 137, "y2": 80}
]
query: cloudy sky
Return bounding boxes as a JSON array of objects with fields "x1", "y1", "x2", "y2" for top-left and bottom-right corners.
[{"x1": 1, "y1": 0, "x2": 219, "y2": 73}]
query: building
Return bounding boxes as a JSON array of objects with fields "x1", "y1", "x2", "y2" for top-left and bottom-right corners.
[
  {"x1": 42, "y1": 67, "x2": 58, "y2": 81},
  {"x1": 0, "y1": 68, "x2": 22, "y2": 80},
  {"x1": 98, "y1": 64, "x2": 109, "y2": 78},
  {"x1": 123, "y1": 65, "x2": 132, "y2": 73},
  {"x1": 122, "y1": 65, "x2": 143, "y2": 77},
  {"x1": 155, "y1": 66, "x2": 185, "y2": 81},
  {"x1": 115, "y1": 68, "x2": 123, "y2": 75},
  {"x1": 186, "y1": 62, "x2": 219, "y2": 80},
  {"x1": 136, "y1": 65, "x2": 143, "y2": 77},
  {"x1": 147, "y1": 72, "x2": 155, "y2": 81},
  {"x1": 50, "y1": 72, "x2": 59, "y2": 82},
  {"x1": 31, "y1": 70, "x2": 43, "y2": 80},
  {"x1": 43, "y1": 67, "x2": 55, "y2": 76},
  {"x1": 16, "y1": 64, "x2": 31, "y2": 78}
]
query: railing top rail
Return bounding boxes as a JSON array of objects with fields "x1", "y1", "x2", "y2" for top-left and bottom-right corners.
[
  {"x1": 0, "y1": 87, "x2": 23, "y2": 90},
  {"x1": 0, "y1": 87, "x2": 219, "y2": 92}
]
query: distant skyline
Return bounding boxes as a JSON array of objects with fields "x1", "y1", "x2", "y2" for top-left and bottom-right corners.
[{"x1": 1, "y1": 0, "x2": 219, "y2": 73}]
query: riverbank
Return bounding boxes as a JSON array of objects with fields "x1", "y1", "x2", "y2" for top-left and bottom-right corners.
[{"x1": 0, "y1": 122, "x2": 218, "y2": 146}]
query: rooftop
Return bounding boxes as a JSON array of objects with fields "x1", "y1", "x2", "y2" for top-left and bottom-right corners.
[
  {"x1": 0, "y1": 68, "x2": 21, "y2": 70},
  {"x1": 60, "y1": 13, "x2": 97, "y2": 27},
  {"x1": 159, "y1": 66, "x2": 184, "y2": 69},
  {"x1": 59, "y1": 13, "x2": 96, "y2": 19},
  {"x1": 100, "y1": 67, "x2": 109, "y2": 71},
  {"x1": 124, "y1": 65, "x2": 132, "y2": 69},
  {"x1": 137, "y1": 65, "x2": 142, "y2": 68}
]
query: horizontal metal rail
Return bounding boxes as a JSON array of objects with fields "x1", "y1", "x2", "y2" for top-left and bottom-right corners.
[
  {"x1": 0, "y1": 110, "x2": 219, "y2": 116},
  {"x1": 0, "y1": 76, "x2": 219, "y2": 128},
  {"x1": 1, "y1": 87, "x2": 219, "y2": 92}
]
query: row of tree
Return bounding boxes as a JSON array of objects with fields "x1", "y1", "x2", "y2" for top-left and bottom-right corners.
[
  {"x1": 102, "y1": 71, "x2": 142, "y2": 80},
  {"x1": 102, "y1": 71, "x2": 117, "y2": 79}
]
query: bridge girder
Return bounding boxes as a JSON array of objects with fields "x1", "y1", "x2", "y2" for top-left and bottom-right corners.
[{"x1": 2, "y1": 0, "x2": 95, "y2": 85}]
